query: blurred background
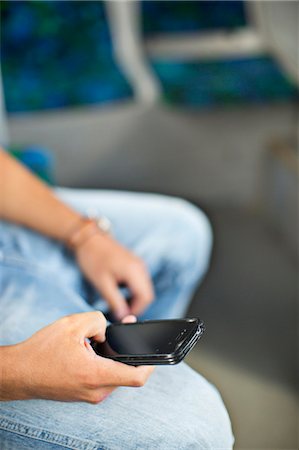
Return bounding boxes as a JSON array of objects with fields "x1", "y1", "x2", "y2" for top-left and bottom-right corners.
[{"x1": 0, "y1": 1, "x2": 298, "y2": 448}]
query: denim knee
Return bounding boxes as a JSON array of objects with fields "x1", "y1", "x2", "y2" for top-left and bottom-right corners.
[
  {"x1": 160, "y1": 367, "x2": 234, "y2": 449},
  {"x1": 126, "y1": 364, "x2": 234, "y2": 449},
  {"x1": 163, "y1": 198, "x2": 213, "y2": 286}
]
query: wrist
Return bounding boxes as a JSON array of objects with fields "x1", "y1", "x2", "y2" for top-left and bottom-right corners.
[
  {"x1": 0, "y1": 344, "x2": 31, "y2": 401},
  {"x1": 65, "y1": 216, "x2": 112, "y2": 251}
]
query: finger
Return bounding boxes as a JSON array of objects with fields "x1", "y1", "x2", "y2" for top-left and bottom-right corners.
[
  {"x1": 126, "y1": 269, "x2": 154, "y2": 316},
  {"x1": 67, "y1": 311, "x2": 107, "y2": 343},
  {"x1": 98, "y1": 275, "x2": 130, "y2": 320},
  {"x1": 95, "y1": 357, "x2": 155, "y2": 387},
  {"x1": 130, "y1": 297, "x2": 150, "y2": 317},
  {"x1": 121, "y1": 315, "x2": 137, "y2": 324}
]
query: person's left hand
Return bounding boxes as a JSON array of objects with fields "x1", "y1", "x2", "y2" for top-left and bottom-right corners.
[{"x1": 75, "y1": 233, "x2": 154, "y2": 320}]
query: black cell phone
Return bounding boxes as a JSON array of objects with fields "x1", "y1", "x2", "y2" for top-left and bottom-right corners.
[{"x1": 91, "y1": 318, "x2": 205, "y2": 365}]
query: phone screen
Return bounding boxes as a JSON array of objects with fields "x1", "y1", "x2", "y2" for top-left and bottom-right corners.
[{"x1": 94, "y1": 319, "x2": 199, "y2": 357}]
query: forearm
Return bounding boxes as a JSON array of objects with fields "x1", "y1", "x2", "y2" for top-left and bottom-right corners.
[{"x1": 0, "y1": 149, "x2": 80, "y2": 241}]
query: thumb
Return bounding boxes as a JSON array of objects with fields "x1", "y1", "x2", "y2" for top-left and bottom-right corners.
[
  {"x1": 98, "y1": 275, "x2": 130, "y2": 321},
  {"x1": 70, "y1": 311, "x2": 107, "y2": 343}
]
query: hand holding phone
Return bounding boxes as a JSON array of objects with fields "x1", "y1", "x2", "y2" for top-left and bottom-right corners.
[
  {"x1": 3, "y1": 312, "x2": 154, "y2": 404},
  {"x1": 91, "y1": 318, "x2": 205, "y2": 365}
]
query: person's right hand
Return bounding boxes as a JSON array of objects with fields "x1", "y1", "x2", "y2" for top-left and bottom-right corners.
[{"x1": 4, "y1": 312, "x2": 154, "y2": 403}]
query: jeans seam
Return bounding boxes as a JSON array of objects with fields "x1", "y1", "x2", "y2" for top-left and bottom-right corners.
[{"x1": 0, "y1": 416, "x2": 103, "y2": 450}]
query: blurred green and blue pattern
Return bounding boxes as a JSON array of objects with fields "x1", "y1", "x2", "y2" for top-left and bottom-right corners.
[
  {"x1": 1, "y1": 0, "x2": 297, "y2": 113},
  {"x1": 1, "y1": 0, "x2": 132, "y2": 112}
]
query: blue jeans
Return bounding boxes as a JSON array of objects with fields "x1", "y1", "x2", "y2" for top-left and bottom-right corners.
[{"x1": 0, "y1": 189, "x2": 234, "y2": 449}]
